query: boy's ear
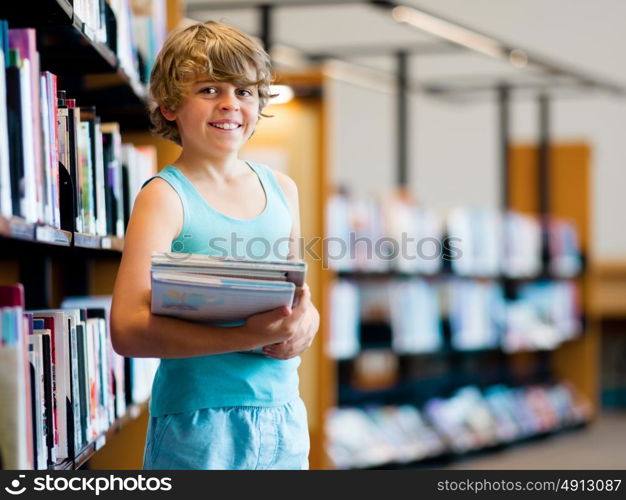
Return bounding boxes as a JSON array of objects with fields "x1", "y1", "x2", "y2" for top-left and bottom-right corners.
[{"x1": 160, "y1": 105, "x2": 176, "y2": 121}]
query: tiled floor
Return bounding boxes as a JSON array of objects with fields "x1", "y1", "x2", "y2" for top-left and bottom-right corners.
[{"x1": 446, "y1": 411, "x2": 626, "y2": 469}]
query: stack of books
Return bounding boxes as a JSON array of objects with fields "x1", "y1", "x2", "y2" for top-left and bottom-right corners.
[{"x1": 150, "y1": 253, "x2": 307, "y2": 323}]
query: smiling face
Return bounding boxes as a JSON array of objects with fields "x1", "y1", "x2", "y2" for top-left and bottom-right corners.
[{"x1": 161, "y1": 73, "x2": 260, "y2": 158}]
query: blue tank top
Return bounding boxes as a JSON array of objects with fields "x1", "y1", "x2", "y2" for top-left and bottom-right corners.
[{"x1": 143, "y1": 161, "x2": 300, "y2": 417}]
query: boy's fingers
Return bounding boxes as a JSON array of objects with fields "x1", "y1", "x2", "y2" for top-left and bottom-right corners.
[{"x1": 295, "y1": 286, "x2": 311, "y2": 308}]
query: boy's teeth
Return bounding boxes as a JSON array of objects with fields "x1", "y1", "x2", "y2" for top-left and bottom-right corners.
[{"x1": 211, "y1": 123, "x2": 239, "y2": 130}]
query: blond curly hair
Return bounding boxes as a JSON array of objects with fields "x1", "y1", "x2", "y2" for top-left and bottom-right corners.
[{"x1": 149, "y1": 21, "x2": 275, "y2": 145}]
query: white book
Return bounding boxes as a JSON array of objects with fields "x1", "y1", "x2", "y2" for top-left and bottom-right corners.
[
  {"x1": 94, "y1": 121, "x2": 107, "y2": 236},
  {"x1": 85, "y1": 318, "x2": 96, "y2": 441},
  {"x1": 28, "y1": 335, "x2": 47, "y2": 470},
  {"x1": 39, "y1": 74, "x2": 53, "y2": 226},
  {"x1": 78, "y1": 122, "x2": 95, "y2": 234},
  {"x1": 328, "y1": 280, "x2": 360, "y2": 359},
  {"x1": 31, "y1": 311, "x2": 71, "y2": 461},
  {"x1": 0, "y1": 50, "x2": 12, "y2": 217},
  {"x1": 62, "y1": 308, "x2": 82, "y2": 454},
  {"x1": 32, "y1": 328, "x2": 57, "y2": 464},
  {"x1": 389, "y1": 279, "x2": 442, "y2": 354}
]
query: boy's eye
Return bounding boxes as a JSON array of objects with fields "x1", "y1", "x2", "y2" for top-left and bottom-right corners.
[
  {"x1": 238, "y1": 89, "x2": 254, "y2": 97},
  {"x1": 199, "y1": 87, "x2": 217, "y2": 94}
]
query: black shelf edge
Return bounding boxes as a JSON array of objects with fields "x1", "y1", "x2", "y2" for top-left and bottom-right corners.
[
  {"x1": 0, "y1": 216, "x2": 35, "y2": 241},
  {"x1": 73, "y1": 232, "x2": 102, "y2": 249}
]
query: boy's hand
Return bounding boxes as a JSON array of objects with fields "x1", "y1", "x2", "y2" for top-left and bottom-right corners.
[
  {"x1": 261, "y1": 284, "x2": 319, "y2": 360},
  {"x1": 244, "y1": 303, "x2": 293, "y2": 346}
]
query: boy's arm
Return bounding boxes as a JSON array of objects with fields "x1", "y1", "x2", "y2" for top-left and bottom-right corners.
[{"x1": 110, "y1": 178, "x2": 290, "y2": 358}]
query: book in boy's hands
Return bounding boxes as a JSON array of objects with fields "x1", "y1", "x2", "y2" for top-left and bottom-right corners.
[{"x1": 150, "y1": 252, "x2": 307, "y2": 323}]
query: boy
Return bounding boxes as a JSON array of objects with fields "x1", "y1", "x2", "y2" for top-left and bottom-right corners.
[{"x1": 110, "y1": 21, "x2": 319, "y2": 470}]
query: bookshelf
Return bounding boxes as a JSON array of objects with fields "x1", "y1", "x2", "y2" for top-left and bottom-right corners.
[
  {"x1": 314, "y1": 82, "x2": 596, "y2": 468},
  {"x1": 0, "y1": 0, "x2": 181, "y2": 470}
]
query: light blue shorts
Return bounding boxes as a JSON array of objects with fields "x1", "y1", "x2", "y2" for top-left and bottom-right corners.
[{"x1": 143, "y1": 398, "x2": 310, "y2": 470}]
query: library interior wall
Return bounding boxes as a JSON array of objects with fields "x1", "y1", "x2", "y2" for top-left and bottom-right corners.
[{"x1": 328, "y1": 0, "x2": 626, "y2": 259}]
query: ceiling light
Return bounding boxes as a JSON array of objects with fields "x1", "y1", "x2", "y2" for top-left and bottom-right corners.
[
  {"x1": 269, "y1": 85, "x2": 295, "y2": 104},
  {"x1": 509, "y1": 49, "x2": 528, "y2": 68},
  {"x1": 391, "y1": 6, "x2": 507, "y2": 60}
]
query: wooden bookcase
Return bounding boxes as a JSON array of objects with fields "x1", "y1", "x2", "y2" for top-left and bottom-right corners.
[{"x1": 509, "y1": 142, "x2": 597, "y2": 410}]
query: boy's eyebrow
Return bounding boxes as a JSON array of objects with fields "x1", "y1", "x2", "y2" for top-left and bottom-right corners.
[{"x1": 193, "y1": 79, "x2": 257, "y2": 87}]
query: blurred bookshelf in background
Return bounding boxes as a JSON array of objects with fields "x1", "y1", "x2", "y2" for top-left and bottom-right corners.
[{"x1": 324, "y1": 192, "x2": 590, "y2": 469}]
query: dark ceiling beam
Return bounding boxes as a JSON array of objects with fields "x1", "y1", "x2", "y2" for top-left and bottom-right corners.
[
  {"x1": 259, "y1": 4, "x2": 273, "y2": 52},
  {"x1": 422, "y1": 80, "x2": 599, "y2": 96}
]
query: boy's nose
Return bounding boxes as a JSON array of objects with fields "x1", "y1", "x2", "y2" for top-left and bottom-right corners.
[{"x1": 220, "y1": 94, "x2": 240, "y2": 111}]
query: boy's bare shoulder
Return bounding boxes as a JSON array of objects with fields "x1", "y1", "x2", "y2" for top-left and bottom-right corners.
[
  {"x1": 271, "y1": 168, "x2": 298, "y2": 200},
  {"x1": 136, "y1": 176, "x2": 181, "y2": 208},
  {"x1": 131, "y1": 176, "x2": 183, "y2": 236}
]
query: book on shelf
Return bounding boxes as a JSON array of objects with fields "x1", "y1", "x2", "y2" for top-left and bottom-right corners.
[
  {"x1": 108, "y1": 0, "x2": 141, "y2": 84},
  {"x1": 503, "y1": 280, "x2": 582, "y2": 353},
  {"x1": 150, "y1": 252, "x2": 307, "y2": 323},
  {"x1": 100, "y1": 123, "x2": 125, "y2": 238},
  {"x1": 503, "y1": 211, "x2": 542, "y2": 278},
  {"x1": 448, "y1": 207, "x2": 503, "y2": 277},
  {"x1": 549, "y1": 218, "x2": 583, "y2": 278},
  {"x1": 73, "y1": 0, "x2": 109, "y2": 45},
  {"x1": 448, "y1": 279, "x2": 505, "y2": 351},
  {"x1": 30, "y1": 319, "x2": 56, "y2": 467},
  {"x1": 328, "y1": 280, "x2": 360, "y2": 359},
  {"x1": 388, "y1": 279, "x2": 442, "y2": 354},
  {"x1": 5, "y1": 45, "x2": 32, "y2": 222},
  {"x1": 0, "y1": 20, "x2": 11, "y2": 218},
  {"x1": 9, "y1": 28, "x2": 43, "y2": 225},
  {"x1": 381, "y1": 195, "x2": 444, "y2": 275},
  {"x1": 122, "y1": 143, "x2": 157, "y2": 211},
  {"x1": 0, "y1": 284, "x2": 33, "y2": 470},
  {"x1": 131, "y1": 0, "x2": 167, "y2": 83}
]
